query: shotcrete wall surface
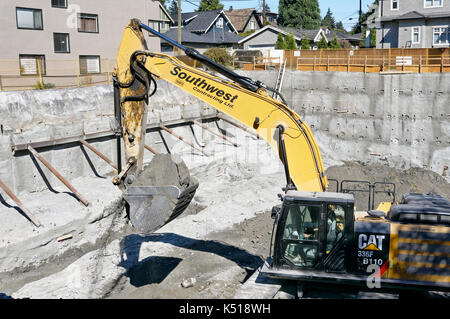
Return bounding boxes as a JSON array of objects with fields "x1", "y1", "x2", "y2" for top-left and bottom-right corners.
[
  {"x1": 238, "y1": 71, "x2": 450, "y2": 178},
  {"x1": 0, "y1": 81, "x2": 216, "y2": 196}
]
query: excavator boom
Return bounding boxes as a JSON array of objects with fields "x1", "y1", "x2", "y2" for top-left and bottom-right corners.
[{"x1": 112, "y1": 19, "x2": 327, "y2": 233}]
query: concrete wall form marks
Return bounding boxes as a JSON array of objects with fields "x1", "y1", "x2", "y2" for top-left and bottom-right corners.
[{"x1": 240, "y1": 70, "x2": 450, "y2": 178}]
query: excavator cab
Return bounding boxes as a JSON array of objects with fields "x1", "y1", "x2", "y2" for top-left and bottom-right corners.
[
  {"x1": 269, "y1": 191, "x2": 355, "y2": 273},
  {"x1": 264, "y1": 190, "x2": 450, "y2": 293}
]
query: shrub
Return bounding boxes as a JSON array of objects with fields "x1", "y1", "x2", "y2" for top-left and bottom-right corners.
[
  {"x1": 33, "y1": 81, "x2": 55, "y2": 90},
  {"x1": 329, "y1": 34, "x2": 340, "y2": 49},
  {"x1": 275, "y1": 33, "x2": 286, "y2": 49},
  {"x1": 300, "y1": 36, "x2": 311, "y2": 50},
  {"x1": 317, "y1": 36, "x2": 328, "y2": 49},
  {"x1": 284, "y1": 33, "x2": 297, "y2": 50},
  {"x1": 203, "y1": 47, "x2": 232, "y2": 67}
]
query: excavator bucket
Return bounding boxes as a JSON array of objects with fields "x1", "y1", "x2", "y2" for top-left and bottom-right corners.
[
  {"x1": 121, "y1": 154, "x2": 199, "y2": 234},
  {"x1": 123, "y1": 179, "x2": 199, "y2": 234}
]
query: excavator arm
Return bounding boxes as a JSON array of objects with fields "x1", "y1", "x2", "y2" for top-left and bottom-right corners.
[{"x1": 112, "y1": 19, "x2": 328, "y2": 233}]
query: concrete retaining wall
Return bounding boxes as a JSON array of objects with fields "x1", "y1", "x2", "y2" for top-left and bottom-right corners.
[
  {"x1": 1, "y1": 71, "x2": 449, "y2": 197},
  {"x1": 239, "y1": 71, "x2": 450, "y2": 177},
  {"x1": 0, "y1": 81, "x2": 216, "y2": 196}
]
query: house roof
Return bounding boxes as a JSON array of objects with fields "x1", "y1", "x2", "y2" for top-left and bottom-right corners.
[
  {"x1": 159, "y1": 2, "x2": 175, "y2": 24},
  {"x1": 171, "y1": 12, "x2": 198, "y2": 25},
  {"x1": 224, "y1": 8, "x2": 259, "y2": 31},
  {"x1": 171, "y1": 10, "x2": 238, "y2": 34},
  {"x1": 322, "y1": 28, "x2": 363, "y2": 43},
  {"x1": 254, "y1": 11, "x2": 278, "y2": 25},
  {"x1": 161, "y1": 28, "x2": 243, "y2": 45},
  {"x1": 380, "y1": 10, "x2": 450, "y2": 22},
  {"x1": 161, "y1": 29, "x2": 205, "y2": 44},
  {"x1": 238, "y1": 25, "x2": 326, "y2": 44}
]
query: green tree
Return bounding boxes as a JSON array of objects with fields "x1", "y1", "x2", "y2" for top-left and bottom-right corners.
[
  {"x1": 284, "y1": 33, "x2": 297, "y2": 49},
  {"x1": 321, "y1": 8, "x2": 335, "y2": 29},
  {"x1": 300, "y1": 35, "x2": 310, "y2": 49},
  {"x1": 168, "y1": 0, "x2": 179, "y2": 17},
  {"x1": 329, "y1": 34, "x2": 340, "y2": 49},
  {"x1": 278, "y1": 0, "x2": 321, "y2": 29},
  {"x1": 317, "y1": 35, "x2": 328, "y2": 49},
  {"x1": 335, "y1": 21, "x2": 345, "y2": 32},
  {"x1": 275, "y1": 33, "x2": 286, "y2": 49},
  {"x1": 370, "y1": 28, "x2": 376, "y2": 47},
  {"x1": 197, "y1": 0, "x2": 223, "y2": 11}
]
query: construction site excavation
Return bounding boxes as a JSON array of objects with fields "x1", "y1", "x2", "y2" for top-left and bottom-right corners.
[{"x1": 1, "y1": 19, "x2": 450, "y2": 303}]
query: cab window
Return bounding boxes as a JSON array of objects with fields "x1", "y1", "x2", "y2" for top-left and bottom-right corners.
[
  {"x1": 326, "y1": 204, "x2": 345, "y2": 253},
  {"x1": 281, "y1": 204, "x2": 320, "y2": 268}
]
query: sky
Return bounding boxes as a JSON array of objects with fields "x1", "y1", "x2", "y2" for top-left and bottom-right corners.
[{"x1": 179, "y1": 0, "x2": 375, "y2": 31}]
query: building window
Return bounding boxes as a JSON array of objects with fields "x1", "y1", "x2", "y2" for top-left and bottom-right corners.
[
  {"x1": 51, "y1": 0, "x2": 67, "y2": 8},
  {"x1": 148, "y1": 20, "x2": 169, "y2": 34},
  {"x1": 160, "y1": 21, "x2": 169, "y2": 33},
  {"x1": 54, "y1": 33, "x2": 70, "y2": 53},
  {"x1": 78, "y1": 13, "x2": 99, "y2": 33},
  {"x1": 433, "y1": 27, "x2": 449, "y2": 45},
  {"x1": 148, "y1": 6, "x2": 171, "y2": 35},
  {"x1": 391, "y1": 0, "x2": 399, "y2": 9},
  {"x1": 250, "y1": 20, "x2": 256, "y2": 30},
  {"x1": 217, "y1": 17, "x2": 224, "y2": 28},
  {"x1": 425, "y1": 0, "x2": 443, "y2": 7},
  {"x1": 79, "y1": 55, "x2": 100, "y2": 74},
  {"x1": 392, "y1": 0, "x2": 399, "y2": 10},
  {"x1": 16, "y1": 7, "x2": 43, "y2": 30},
  {"x1": 412, "y1": 27, "x2": 420, "y2": 43},
  {"x1": 19, "y1": 55, "x2": 46, "y2": 75}
]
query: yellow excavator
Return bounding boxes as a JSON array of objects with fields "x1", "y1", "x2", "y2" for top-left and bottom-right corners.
[{"x1": 112, "y1": 20, "x2": 450, "y2": 294}]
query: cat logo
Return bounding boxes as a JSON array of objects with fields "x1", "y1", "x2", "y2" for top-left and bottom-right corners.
[{"x1": 358, "y1": 234, "x2": 385, "y2": 251}]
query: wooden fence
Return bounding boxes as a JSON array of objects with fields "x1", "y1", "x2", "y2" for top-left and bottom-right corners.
[
  {"x1": 173, "y1": 50, "x2": 450, "y2": 73},
  {"x1": 0, "y1": 58, "x2": 113, "y2": 91},
  {"x1": 288, "y1": 48, "x2": 450, "y2": 73}
]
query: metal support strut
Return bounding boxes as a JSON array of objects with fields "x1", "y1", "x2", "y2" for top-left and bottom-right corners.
[
  {"x1": 0, "y1": 178, "x2": 41, "y2": 227},
  {"x1": 144, "y1": 144, "x2": 158, "y2": 154},
  {"x1": 80, "y1": 139, "x2": 118, "y2": 170},
  {"x1": 192, "y1": 119, "x2": 239, "y2": 147},
  {"x1": 160, "y1": 125, "x2": 211, "y2": 157},
  {"x1": 217, "y1": 114, "x2": 258, "y2": 138},
  {"x1": 28, "y1": 146, "x2": 89, "y2": 207}
]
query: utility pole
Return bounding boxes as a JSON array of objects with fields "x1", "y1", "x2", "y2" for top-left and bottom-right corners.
[
  {"x1": 262, "y1": 0, "x2": 266, "y2": 25},
  {"x1": 358, "y1": 0, "x2": 362, "y2": 33},
  {"x1": 177, "y1": 0, "x2": 181, "y2": 55}
]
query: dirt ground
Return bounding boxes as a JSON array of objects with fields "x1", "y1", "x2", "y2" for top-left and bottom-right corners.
[
  {"x1": 109, "y1": 161, "x2": 450, "y2": 299},
  {"x1": 110, "y1": 210, "x2": 274, "y2": 299},
  {"x1": 326, "y1": 161, "x2": 450, "y2": 211}
]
